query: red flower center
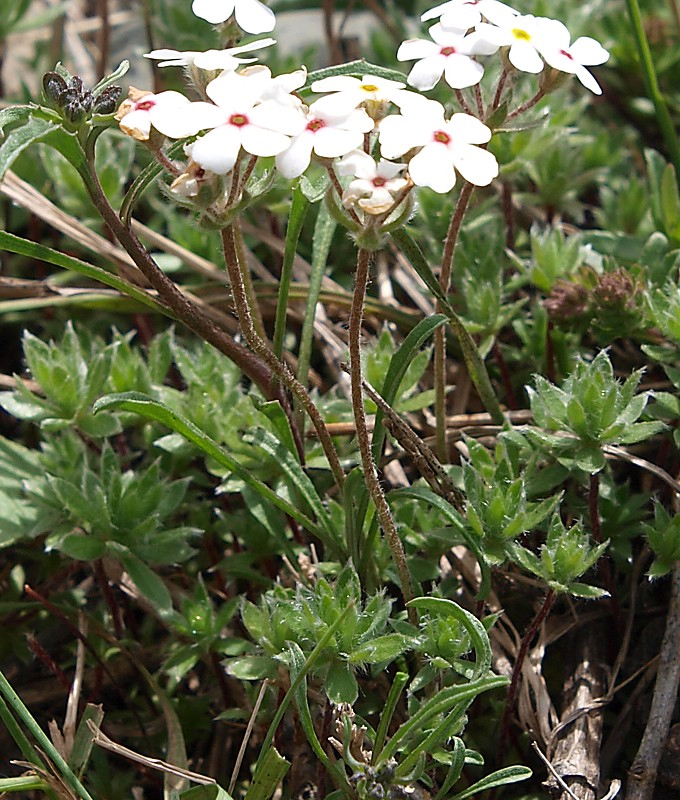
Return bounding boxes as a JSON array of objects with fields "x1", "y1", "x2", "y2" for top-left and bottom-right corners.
[
  {"x1": 136, "y1": 100, "x2": 155, "y2": 111},
  {"x1": 372, "y1": 177, "x2": 387, "y2": 187},
  {"x1": 433, "y1": 130, "x2": 451, "y2": 145},
  {"x1": 229, "y1": 113, "x2": 249, "y2": 127},
  {"x1": 440, "y1": 46, "x2": 457, "y2": 56},
  {"x1": 306, "y1": 118, "x2": 326, "y2": 133},
  {"x1": 559, "y1": 49, "x2": 574, "y2": 60}
]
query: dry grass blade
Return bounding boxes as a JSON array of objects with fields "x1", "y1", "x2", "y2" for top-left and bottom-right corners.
[{"x1": 87, "y1": 721, "x2": 216, "y2": 785}]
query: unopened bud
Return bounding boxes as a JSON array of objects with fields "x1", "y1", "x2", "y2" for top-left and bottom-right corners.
[
  {"x1": 93, "y1": 85, "x2": 123, "y2": 114},
  {"x1": 42, "y1": 71, "x2": 67, "y2": 108}
]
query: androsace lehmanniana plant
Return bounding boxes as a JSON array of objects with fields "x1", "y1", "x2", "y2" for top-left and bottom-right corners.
[{"x1": 0, "y1": 0, "x2": 636, "y2": 798}]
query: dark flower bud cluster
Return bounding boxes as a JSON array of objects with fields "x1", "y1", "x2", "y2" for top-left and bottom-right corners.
[{"x1": 42, "y1": 71, "x2": 122, "y2": 127}]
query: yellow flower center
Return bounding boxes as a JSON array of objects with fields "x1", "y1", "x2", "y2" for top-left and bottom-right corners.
[
  {"x1": 512, "y1": 28, "x2": 531, "y2": 41},
  {"x1": 361, "y1": 84, "x2": 379, "y2": 93}
]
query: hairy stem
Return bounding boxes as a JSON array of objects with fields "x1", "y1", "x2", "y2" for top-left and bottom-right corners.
[
  {"x1": 81, "y1": 136, "x2": 282, "y2": 408},
  {"x1": 434, "y1": 181, "x2": 475, "y2": 460},
  {"x1": 221, "y1": 225, "x2": 345, "y2": 491},
  {"x1": 350, "y1": 247, "x2": 414, "y2": 614}
]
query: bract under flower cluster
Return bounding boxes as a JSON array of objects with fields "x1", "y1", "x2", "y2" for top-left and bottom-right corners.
[{"x1": 115, "y1": 0, "x2": 609, "y2": 213}]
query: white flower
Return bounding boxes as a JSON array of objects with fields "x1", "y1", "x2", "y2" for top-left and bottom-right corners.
[
  {"x1": 310, "y1": 74, "x2": 412, "y2": 118},
  {"x1": 475, "y1": 12, "x2": 547, "y2": 73},
  {"x1": 236, "y1": 64, "x2": 307, "y2": 105},
  {"x1": 115, "y1": 87, "x2": 220, "y2": 140},
  {"x1": 535, "y1": 19, "x2": 609, "y2": 94},
  {"x1": 275, "y1": 104, "x2": 374, "y2": 179},
  {"x1": 191, "y1": 0, "x2": 275, "y2": 34},
  {"x1": 397, "y1": 24, "x2": 497, "y2": 90},
  {"x1": 336, "y1": 150, "x2": 409, "y2": 214},
  {"x1": 186, "y1": 70, "x2": 304, "y2": 174},
  {"x1": 144, "y1": 38, "x2": 276, "y2": 69},
  {"x1": 379, "y1": 100, "x2": 498, "y2": 192},
  {"x1": 421, "y1": 0, "x2": 517, "y2": 32}
]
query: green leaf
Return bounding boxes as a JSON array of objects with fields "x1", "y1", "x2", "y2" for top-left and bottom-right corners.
[
  {"x1": 92, "y1": 392, "x2": 326, "y2": 539},
  {"x1": 116, "y1": 548, "x2": 173, "y2": 616},
  {"x1": 371, "y1": 314, "x2": 448, "y2": 463},
  {"x1": 0, "y1": 231, "x2": 167, "y2": 314},
  {"x1": 0, "y1": 105, "x2": 34, "y2": 136},
  {"x1": 448, "y1": 766, "x2": 532, "y2": 800},
  {"x1": 55, "y1": 534, "x2": 106, "y2": 561},
  {"x1": 325, "y1": 660, "x2": 358, "y2": 705},
  {"x1": 407, "y1": 597, "x2": 491, "y2": 679},
  {"x1": 242, "y1": 426, "x2": 338, "y2": 548},
  {"x1": 224, "y1": 656, "x2": 276, "y2": 681},
  {"x1": 92, "y1": 60, "x2": 130, "y2": 96},
  {"x1": 246, "y1": 748, "x2": 290, "y2": 800},
  {"x1": 180, "y1": 785, "x2": 234, "y2": 800},
  {"x1": 0, "y1": 116, "x2": 57, "y2": 179},
  {"x1": 390, "y1": 486, "x2": 491, "y2": 599},
  {"x1": 302, "y1": 60, "x2": 408, "y2": 93},
  {"x1": 348, "y1": 634, "x2": 411, "y2": 665}
]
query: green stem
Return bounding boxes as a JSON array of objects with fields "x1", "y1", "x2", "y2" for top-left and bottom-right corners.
[
  {"x1": 221, "y1": 225, "x2": 345, "y2": 490},
  {"x1": 435, "y1": 182, "x2": 474, "y2": 460},
  {"x1": 626, "y1": 0, "x2": 680, "y2": 178},
  {"x1": 0, "y1": 671, "x2": 94, "y2": 800},
  {"x1": 274, "y1": 184, "x2": 308, "y2": 361},
  {"x1": 350, "y1": 247, "x2": 415, "y2": 614}
]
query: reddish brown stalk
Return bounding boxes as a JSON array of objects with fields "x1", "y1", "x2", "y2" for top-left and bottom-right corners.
[{"x1": 498, "y1": 588, "x2": 556, "y2": 764}]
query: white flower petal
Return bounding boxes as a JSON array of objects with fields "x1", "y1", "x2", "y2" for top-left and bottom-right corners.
[
  {"x1": 376, "y1": 159, "x2": 407, "y2": 179},
  {"x1": 337, "y1": 150, "x2": 376, "y2": 179},
  {"x1": 570, "y1": 36, "x2": 609, "y2": 66},
  {"x1": 447, "y1": 112, "x2": 491, "y2": 144},
  {"x1": 276, "y1": 133, "x2": 315, "y2": 178},
  {"x1": 379, "y1": 115, "x2": 422, "y2": 158},
  {"x1": 241, "y1": 125, "x2": 291, "y2": 156},
  {"x1": 397, "y1": 38, "x2": 440, "y2": 62},
  {"x1": 188, "y1": 125, "x2": 242, "y2": 173},
  {"x1": 574, "y1": 65, "x2": 603, "y2": 94},
  {"x1": 450, "y1": 142, "x2": 498, "y2": 185},
  {"x1": 406, "y1": 55, "x2": 446, "y2": 90},
  {"x1": 508, "y1": 40, "x2": 544, "y2": 73},
  {"x1": 313, "y1": 127, "x2": 364, "y2": 158},
  {"x1": 192, "y1": 0, "x2": 235, "y2": 24},
  {"x1": 409, "y1": 143, "x2": 457, "y2": 193},
  {"x1": 150, "y1": 100, "x2": 226, "y2": 137},
  {"x1": 439, "y1": 6, "x2": 483, "y2": 31},
  {"x1": 442, "y1": 54, "x2": 484, "y2": 88},
  {"x1": 118, "y1": 109, "x2": 152, "y2": 139},
  {"x1": 234, "y1": 0, "x2": 276, "y2": 33},
  {"x1": 250, "y1": 101, "x2": 307, "y2": 135}
]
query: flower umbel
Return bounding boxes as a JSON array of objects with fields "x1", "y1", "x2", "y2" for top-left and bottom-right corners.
[{"x1": 421, "y1": 0, "x2": 518, "y2": 32}]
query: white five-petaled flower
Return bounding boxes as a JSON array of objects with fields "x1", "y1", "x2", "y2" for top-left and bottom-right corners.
[
  {"x1": 397, "y1": 23, "x2": 498, "y2": 91},
  {"x1": 421, "y1": 0, "x2": 517, "y2": 32},
  {"x1": 144, "y1": 38, "x2": 276, "y2": 69},
  {"x1": 310, "y1": 74, "x2": 413, "y2": 118},
  {"x1": 184, "y1": 70, "x2": 304, "y2": 174},
  {"x1": 336, "y1": 150, "x2": 409, "y2": 214},
  {"x1": 535, "y1": 19, "x2": 609, "y2": 95},
  {"x1": 474, "y1": 12, "x2": 547, "y2": 73},
  {"x1": 191, "y1": 0, "x2": 275, "y2": 34},
  {"x1": 379, "y1": 99, "x2": 498, "y2": 193},
  {"x1": 275, "y1": 103, "x2": 374, "y2": 180},
  {"x1": 115, "y1": 87, "x2": 219, "y2": 140}
]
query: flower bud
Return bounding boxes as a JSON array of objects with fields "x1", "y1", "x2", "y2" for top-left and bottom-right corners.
[
  {"x1": 93, "y1": 85, "x2": 123, "y2": 114},
  {"x1": 42, "y1": 72, "x2": 67, "y2": 109}
]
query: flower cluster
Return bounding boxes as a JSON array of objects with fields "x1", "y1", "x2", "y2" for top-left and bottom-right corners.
[
  {"x1": 114, "y1": 0, "x2": 609, "y2": 221},
  {"x1": 401, "y1": 0, "x2": 609, "y2": 94}
]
